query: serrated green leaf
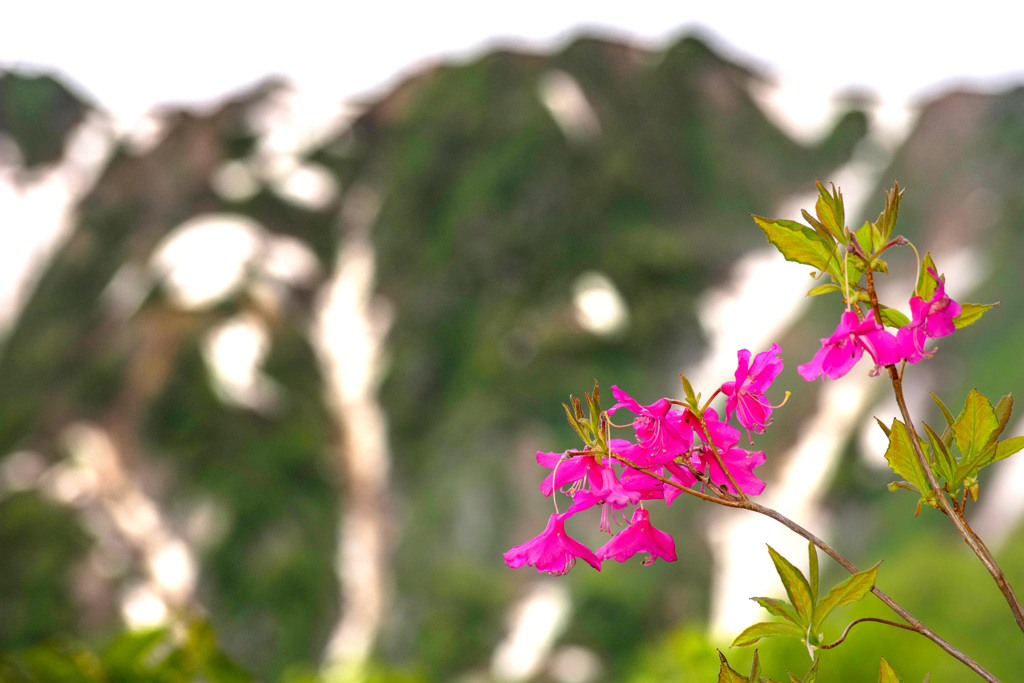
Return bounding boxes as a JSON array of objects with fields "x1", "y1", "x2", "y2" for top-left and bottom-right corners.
[
  {"x1": 931, "y1": 392, "x2": 955, "y2": 427},
  {"x1": 732, "y1": 621, "x2": 806, "y2": 647},
  {"x1": 753, "y1": 216, "x2": 832, "y2": 271},
  {"x1": 878, "y1": 306, "x2": 910, "y2": 329},
  {"x1": 813, "y1": 561, "x2": 881, "y2": 630},
  {"x1": 884, "y1": 419, "x2": 931, "y2": 501},
  {"x1": 952, "y1": 389, "x2": 999, "y2": 480},
  {"x1": 879, "y1": 656, "x2": 903, "y2": 683},
  {"x1": 916, "y1": 253, "x2": 938, "y2": 300},
  {"x1": 953, "y1": 302, "x2": 996, "y2": 329},
  {"x1": 767, "y1": 545, "x2": 814, "y2": 624},
  {"x1": 808, "y1": 542, "x2": 819, "y2": 603},
  {"x1": 751, "y1": 596, "x2": 800, "y2": 625},
  {"x1": 807, "y1": 284, "x2": 841, "y2": 297},
  {"x1": 718, "y1": 650, "x2": 747, "y2": 683},
  {"x1": 921, "y1": 422, "x2": 956, "y2": 486}
]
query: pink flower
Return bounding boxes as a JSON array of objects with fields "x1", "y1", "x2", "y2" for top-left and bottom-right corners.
[
  {"x1": 567, "y1": 467, "x2": 642, "y2": 532},
  {"x1": 595, "y1": 508, "x2": 676, "y2": 565},
  {"x1": 607, "y1": 386, "x2": 692, "y2": 463},
  {"x1": 798, "y1": 311, "x2": 901, "y2": 381},
  {"x1": 504, "y1": 513, "x2": 601, "y2": 575},
  {"x1": 685, "y1": 408, "x2": 740, "y2": 451},
  {"x1": 695, "y1": 445, "x2": 766, "y2": 496},
  {"x1": 898, "y1": 272, "x2": 961, "y2": 363},
  {"x1": 663, "y1": 460, "x2": 700, "y2": 505},
  {"x1": 537, "y1": 450, "x2": 603, "y2": 497},
  {"x1": 721, "y1": 344, "x2": 783, "y2": 436},
  {"x1": 580, "y1": 467, "x2": 640, "y2": 508}
]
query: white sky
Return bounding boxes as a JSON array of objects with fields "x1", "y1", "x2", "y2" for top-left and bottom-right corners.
[{"x1": 3, "y1": 1, "x2": 1024, "y2": 122}]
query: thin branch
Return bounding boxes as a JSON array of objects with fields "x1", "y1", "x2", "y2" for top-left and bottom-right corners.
[{"x1": 820, "y1": 617, "x2": 918, "y2": 650}]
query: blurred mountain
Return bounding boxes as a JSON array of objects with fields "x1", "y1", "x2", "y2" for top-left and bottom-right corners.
[{"x1": 7, "y1": 30, "x2": 1024, "y2": 682}]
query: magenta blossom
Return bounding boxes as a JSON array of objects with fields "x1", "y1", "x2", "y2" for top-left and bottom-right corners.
[
  {"x1": 663, "y1": 460, "x2": 701, "y2": 505},
  {"x1": 722, "y1": 344, "x2": 783, "y2": 437},
  {"x1": 898, "y1": 272, "x2": 962, "y2": 363},
  {"x1": 798, "y1": 310, "x2": 901, "y2": 381},
  {"x1": 685, "y1": 407, "x2": 740, "y2": 452},
  {"x1": 608, "y1": 386, "x2": 692, "y2": 463},
  {"x1": 537, "y1": 450, "x2": 603, "y2": 497},
  {"x1": 695, "y1": 445, "x2": 766, "y2": 496},
  {"x1": 504, "y1": 513, "x2": 601, "y2": 575},
  {"x1": 595, "y1": 508, "x2": 676, "y2": 565}
]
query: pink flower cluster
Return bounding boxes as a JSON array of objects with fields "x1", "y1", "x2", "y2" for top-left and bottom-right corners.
[
  {"x1": 504, "y1": 345, "x2": 783, "y2": 575},
  {"x1": 799, "y1": 271, "x2": 960, "y2": 381}
]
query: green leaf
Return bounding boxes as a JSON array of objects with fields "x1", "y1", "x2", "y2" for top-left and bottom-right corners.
[
  {"x1": 878, "y1": 305, "x2": 910, "y2": 329},
  {"x1": 952, "y1": 389, "x2": 999, "y2": 480},
  {"x1": 879, "y1": 656, "x2": 903, "y2": 683},
  {"x1": 562, "y1": 403, "x2": 588, "y2": 441},
  {"x1": 815, "y1": 181, "x2": 846, "y2": 241},
  {"x1": 887, "y1": 481, "x2": 919, "y2": 494},
  {"x1": 767, "y1": 545, "x2": 814, "y2": 624},
  {"x1": 995, "y1": 394, "x2": 1014, "y2": 435},
  {"x1": 751, "y1": 596, "x2": 800, "y2": 625},
  {"x1": 680, "y1": 374, "x2": 697, "y2": 403},
  {"x1": 813, "y1": 561, "x2": 881, "y2": 630},
  {"x1": 806, "y1": 284, "x2": 841, "y2": 297},
  {"x1": 931, "y1": 392, "x2": 955, "y2": 427},
  {"x1": 800, "y1": 657, "x2": 819, "y2": 683},
  {"x1": 808, "y1": 543, "x2": 819, "y2": 603},
  {"x1": 874, "y1": 183, "x2": 903, "y2": 245},
  {"x1": 953, "y1": 302, "x2": 997, "y2": 330},
  {"x1": 921, "y1": 422, "x2": 956, "y2": 486},
  {"x1": 732, "y1": 621, "x2": 806, "y2": 647},
  {"x1": 884, "y1": 419, "x2": 932, "y2": 503},
  {"x1": 993, "y1": 436, "x2": 1024, "y2": 463},
  {"x1": 747, "y1": 649, "x2": 761, "y2": 683},
  {"x1": 916, "y1": 253, "x2": 938, "y2": 300},
  {"x1": 718, "y1": 650, "x2": 747, "y2": 683},
  {"x1": 854, "y1": 220, "x2": 874, "y2": 255},
  {"x1": 801, "y1": 208, "x2": 836, "y2": 245},
  {"x1": 753, "y1": 216, "x2": 831, "y2": 271}
]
